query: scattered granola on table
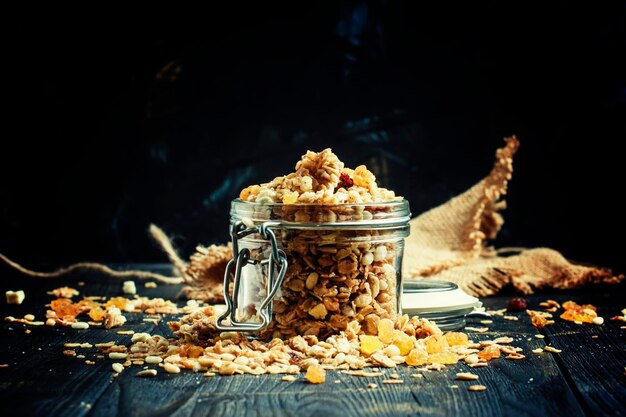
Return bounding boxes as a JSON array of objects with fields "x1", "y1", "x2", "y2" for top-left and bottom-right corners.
[{"x1": 90, "y1": 305, "x2": 524, "y2": 378}]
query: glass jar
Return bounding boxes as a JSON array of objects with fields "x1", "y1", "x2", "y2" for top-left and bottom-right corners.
[{"x1": 216, "y1": 199, "x2": 411, "y2": 339}]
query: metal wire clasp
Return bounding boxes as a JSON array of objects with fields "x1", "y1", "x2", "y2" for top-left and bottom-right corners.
[{"x1": 215, "y1": 220, "x2": 287, "y2": 332}]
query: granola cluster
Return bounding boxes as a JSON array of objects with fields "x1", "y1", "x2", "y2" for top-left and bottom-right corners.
[{"x1": 239, "y1": 148, "x2": 398, "y2": 204}]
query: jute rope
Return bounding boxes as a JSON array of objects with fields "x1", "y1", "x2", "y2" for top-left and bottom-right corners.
[{"x1": 0, "y1": 224, "x2": 186, "y2": 285}]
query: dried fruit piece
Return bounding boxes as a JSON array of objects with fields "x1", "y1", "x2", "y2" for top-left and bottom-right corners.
[
  {"x1": 105, "y1": 297, "x2": 130, "y2": 310},
  {"x1": 507, "y1": 297, "x2": 527, "y2": 311},
  {"x1": 478, "y1": 345, "x2": 501, "y2": 360},
  {"x1": 425, "y1": 334, "x2": 448, "y2": 354},
  {"x1": 560, "y1": 300, "x2": 598, "y2": 323},
  {"x1": 377, "y1": 318, "x2": 395, "y2": 343},
  {"x1": 405, "y1": 348, "x2": 428, "y2": 366},
  {"x1": 337, "y1": 173, "x2": 354, "y2": 189},
  {"x1": 5, "y1": 290, "x2": 25, "y2": 304},
  {"x1": 305, "y1": 365, "x2": 326, "y2": 384},
  {"x1": 444, "y1": 332, "x2": 469, "y2": 346},
  {"x1": 360, "y1": 335, "x2": 383, "y2": 355},
  {"x1": 531, "y1": 315, "x2": 548, "y2": 329},
  {"x1": 393, "y1": 332, "x2": 413, "y2": 356},
  {"x1": 427, "y1": 352, "x2": 458, "y2": 365},
  {"x1": 88, "y1": 306, "x2": 106, "y2": 322},
  {"x1": 51, "y1": 298, "x2": 79, "y2": 319}
]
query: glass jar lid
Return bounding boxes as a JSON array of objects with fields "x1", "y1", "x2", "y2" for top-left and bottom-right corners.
[{"x1": 402, "y1": 280, "x2": 482, "y2": 331}]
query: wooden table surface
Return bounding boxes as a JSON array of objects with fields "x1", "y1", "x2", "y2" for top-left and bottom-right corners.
[{"x1": 1, "y1": 264, "x2": 624, "y2": 417}]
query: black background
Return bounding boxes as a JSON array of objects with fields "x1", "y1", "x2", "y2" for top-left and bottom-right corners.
[{"x1": 1, "y1": 3, "x2": 624, "y2": 274}]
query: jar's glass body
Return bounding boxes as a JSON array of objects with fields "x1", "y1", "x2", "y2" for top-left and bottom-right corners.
[{"x1": 228, "y1": 199, "x2": 410, "y2": 339}]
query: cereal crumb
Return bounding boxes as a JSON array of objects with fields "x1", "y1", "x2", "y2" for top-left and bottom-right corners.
[
  {"x1": 71, "y1": 322, "x2": 89, "y2": 330},
  {"x1": 592, "y1": 317, "x2": 604, "y2": 325},
  {"x1": 382, "y1": 379, "x2": 404, "y2": 384},
  {"x1": 505, "y1": 353, "x2": 525, "y2": 360},
  {"x1": 534, "y1": 334, "x2": 545, "y2": 339},
  {"x1": 48, "y1": 286, "x2": 79, "y2": 299},
  {"x1": 136, "y1": 369, "x2": 158, "y2": 377},
  {"x1": 112, "y1": 363, "x2": 124, "y2": 373},
  {"x1": 503, "y1": 316, "x2": 519, "y2": 321},
  {"x1": 23, "y1": 314, "x2": 35, "y2": 321},
  {"x1": 343, "y1": 370, "x2": 383, "y2": 377},
  {"x1": 145, "y1": 282, "x2": 158, "y2": 289},
  {"x1": 468, "y1": 385, "x2": 487, "y2": 391},
  {"x1": 543, "y1": 346, "x2": 562, "y2": 353},
  {"x1": 367, "y1": 383, "x2": 378, "y2": 389},
  {"x1": 465, "y1": 327, "x2": 489, "y2": 333},
  {"x1": 532, "y1": 348, "x2": 543, "y2": 354},
  {"x1": 164, "y1": 363, "x2": 181, "y2": 374},
  {"x1": 468, "y1": 363, "x2": 488, "y2": 368},
  {"x1": 281, "y1": 375, "x2": 296, "y2": 382},
  {"x1": 109, "y1": 352, "x2": 128, "y2": 360},
  {"x1": 456, "y1": 372, "x2": 479, "y2": 381}
]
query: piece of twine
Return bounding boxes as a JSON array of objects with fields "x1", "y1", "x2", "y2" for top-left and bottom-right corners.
[{"x1": 0, "y1": 224, "x2": 187, "y2": 285}]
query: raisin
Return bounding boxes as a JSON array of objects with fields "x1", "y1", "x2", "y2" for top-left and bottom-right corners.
[
  {"x1": 507, "y1": 297, "x2": 527, "y2": 311},
  {"x1": 337, "y1": 173, "x2": 354, "y2": 189}
]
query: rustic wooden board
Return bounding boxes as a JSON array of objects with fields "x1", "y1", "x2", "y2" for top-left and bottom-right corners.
[{"x1": 1, "y1": 266, "x2": 623, "y2": 417}]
